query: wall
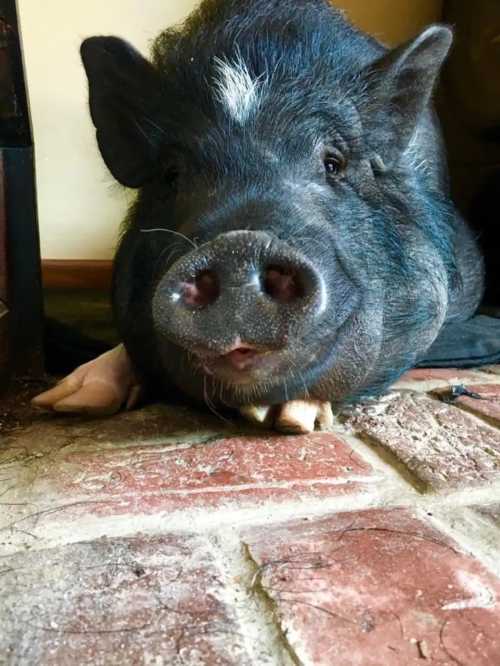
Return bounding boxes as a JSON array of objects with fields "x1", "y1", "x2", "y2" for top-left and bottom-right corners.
[
  {"x1": 18, "y1": 0, "x2": 443, "y2": 260},
  {"x1": 339, "y1": 0, "x2": 443, "y2": 46},
  {"x1": 18, "y1": 0, "x2": 199, "y2": 260}
]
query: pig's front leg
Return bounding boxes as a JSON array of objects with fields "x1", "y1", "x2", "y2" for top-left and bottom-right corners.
[
  {"x1": 32, "y1": 344, "x2": 142, "y2": 416},
  {"x1": 240, "y1": 400, "x2": 334, "y2": 434}
]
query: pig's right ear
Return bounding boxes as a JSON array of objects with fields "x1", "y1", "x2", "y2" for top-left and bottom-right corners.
[
  {"x1": 80, "y1": 36, "x2": 164, "y2": 188},
  {"x1": 361, "y1": 26, "x2": 453, "y2": 168}
]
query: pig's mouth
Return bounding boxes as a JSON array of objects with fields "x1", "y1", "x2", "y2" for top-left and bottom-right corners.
[{"x1": 191, "y1": 342, "x2": 284, "y2": 385}]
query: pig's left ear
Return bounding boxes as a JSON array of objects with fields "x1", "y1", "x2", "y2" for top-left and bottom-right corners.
[
  {"x1": 361, "y1": 26, "x2": 452, "y2": 167},
  {"x1": 80, "y1": 36, "x2": 164, "y2": 188}
]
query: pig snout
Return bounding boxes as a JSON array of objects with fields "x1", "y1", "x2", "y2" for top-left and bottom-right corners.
[{"x1": 152, "y1": 230, "x2": 327, "y2": 365}]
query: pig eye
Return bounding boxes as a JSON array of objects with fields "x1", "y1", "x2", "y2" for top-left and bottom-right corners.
[{"x1": 323, "y1": 152, "x2": 345, "y2": 179}]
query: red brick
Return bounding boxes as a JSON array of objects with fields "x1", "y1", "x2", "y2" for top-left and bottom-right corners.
[
  {"x1": 0, "y1": 534, "x2": 252, "y2": 665},
  {"x1": 397, "y1": 368, "x2": 489, "y2": 384},
  {"x1": 244, "y1": 509, "x2": 500, "y2": 666},
  {"x1": 344, "y1": 393, "x2": 500, "y2": 490},
  {"x1": 1, "y1": 433, "x2": 378, "y2": 533},
  {"x1": 444, "y1": 383, "x2": 500, "y2": 426}
]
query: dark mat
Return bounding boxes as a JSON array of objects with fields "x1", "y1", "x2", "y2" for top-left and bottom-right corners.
[{"x1": 417, "y1": 315, "x2": 500, "y2": 369}]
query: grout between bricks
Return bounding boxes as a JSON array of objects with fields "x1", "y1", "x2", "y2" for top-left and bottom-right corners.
[
  {"x1": 208, "y1": 532, "x2": 300, "y2": 666},
  {"x1": 330, "y1": 414, "x2": 429, "y2": 494},
  {"x1": 421, "y1": 507, "x2": 500, "y2": 579},
  {"x1": 2, "y1": 475, "x2": 500, "y2": 557}
]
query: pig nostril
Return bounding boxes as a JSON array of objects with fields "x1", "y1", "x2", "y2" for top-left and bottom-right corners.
[
  {"x1": 182, "y1": 269, "x2": 219, "y2": 307},
  {"x1": 263, "y1": 265, "x2": 305, "y2": 303}
]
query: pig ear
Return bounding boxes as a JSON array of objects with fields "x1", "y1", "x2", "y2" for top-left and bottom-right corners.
[
  {"x1": 362, "y1": 26, "x2": 453, "y2": 167},
  {"x1": 80, "y1": 36, "x2": 164, "y2": 188}
]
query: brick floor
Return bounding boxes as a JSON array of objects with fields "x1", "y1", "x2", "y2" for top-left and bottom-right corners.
[
  {"x1": 244, "y1": 509, "x2": 500, "y2": 665},
  {"x1": 1, "y1": 367, "x2": 500, "y2": 665},
  {"x1": 437, "y1": 383, "x2": 500, "y2": 426},
  {"x1": 393, "y1": 367, "x2": 499, "y2": 391},
  {"x1": 0, "y1": 534, "x2": 254, "y2": 665},
  {"x1": 476, "y1": 505, "x2": 500, "y2": 528},
  {"x1": 39, "y1": 431, "x2": 377, "y2": 511},
  {"x1": 343, "y1": 392, "x2": 500, "y2": 490}
]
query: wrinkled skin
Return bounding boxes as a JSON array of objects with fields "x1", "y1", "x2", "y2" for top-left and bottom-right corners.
[{"x1": 34, "y1": 0, "x2": 483, "y2": 432}]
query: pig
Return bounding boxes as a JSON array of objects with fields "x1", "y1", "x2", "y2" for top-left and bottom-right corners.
[{"x1": 34, "y1": 0, "x2": 484, "y2": 433}]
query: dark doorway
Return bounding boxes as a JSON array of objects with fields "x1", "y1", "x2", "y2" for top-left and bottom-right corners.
[
  {"x1": 438, "y1": 0, "x2": 500, "y2": 307},
  {"x1": 0, "y1": 0, "x2": 44, "y2": 391}
]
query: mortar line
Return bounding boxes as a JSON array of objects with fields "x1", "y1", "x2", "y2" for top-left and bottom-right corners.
[
  {"x1": 207, "y1": 533, "x2": 299, "y2": 666},
  {"x1": 330, "y1": 420, "x2": 428, "y2": 494},
  {"x1": 2, "y1": 476, "x2": 500, "y2": 557},
  {"x1": 420, "y1": 506, "x2": 500, "y2": 579}
]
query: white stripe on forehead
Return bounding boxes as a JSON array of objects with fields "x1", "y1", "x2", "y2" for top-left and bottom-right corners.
[{"x1": 213, "y1": 54, "x2": 263, "y2": 124}]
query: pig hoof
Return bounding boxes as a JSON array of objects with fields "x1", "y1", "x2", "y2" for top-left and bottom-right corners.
[
  {"x1": 240, "y1": 400, "x2": 333, "y2": 434},
  {"x1": 32, "y1": 344, "x2": 142, "y2": 416},
  {"x1": 239, "y1": 404, "x2": 273, "y2": 427},
  {"x1": 276, "y1": 400, "x2": 334, "y2": 434}
]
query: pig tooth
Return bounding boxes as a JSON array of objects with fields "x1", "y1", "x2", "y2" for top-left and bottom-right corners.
[
  {"x1": 240, "y1": 404, "x2": 272, "y2": 425},
  {"x1": 275, "y1": 400, "x2": 319, "y2": 434}
]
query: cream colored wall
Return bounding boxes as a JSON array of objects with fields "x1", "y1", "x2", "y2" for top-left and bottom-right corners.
[
  {"x1": 337, "y1": 0, "x2": 443, "y2": 46},
  {"x1": 18, "y1": 0, "x2": 200, "y2": 260},
  {"x1": 18, "y1": 0, "x2": 443, "y2": 260}
]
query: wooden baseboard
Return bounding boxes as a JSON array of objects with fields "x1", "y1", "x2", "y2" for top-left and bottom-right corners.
[{"x1": 42, "y1": 259, "x2": 113, "y2": 290}]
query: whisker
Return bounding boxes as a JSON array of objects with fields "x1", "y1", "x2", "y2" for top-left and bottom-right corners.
[
  {"x1": 141, "y1": 228, "x2": 198, "y2": 249},
  {"x1": 203, "y1": 376, "x2": 232, "y2": 425},
  {"x1": 154, "y1": 242, "x2": 184, "y2": 274}
]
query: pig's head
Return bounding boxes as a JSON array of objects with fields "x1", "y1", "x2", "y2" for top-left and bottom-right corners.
[{"x1": 81, "y1": 6, "x2": 456, "y2": 408}]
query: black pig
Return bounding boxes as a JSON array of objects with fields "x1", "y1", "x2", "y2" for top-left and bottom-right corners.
[{"x1": 34, "y1": 0, "x2": 485, "y2": 432}]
